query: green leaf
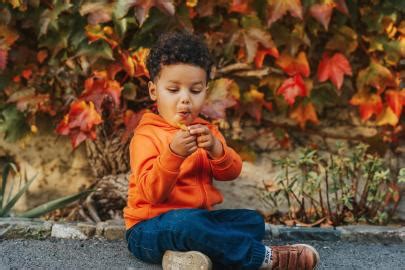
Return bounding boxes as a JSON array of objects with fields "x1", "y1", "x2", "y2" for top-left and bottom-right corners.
[
  {"x1": 0, "y1": 163, "x2": 17, "y2": 209},
  {"x1": 17, "y1": 189, "x2": 94, "y2": 218},
  {"x1": 39, "y1": 1, "x2": 73, "y2": 37},
  {"x1": 0, "y1": 105, "x2": 29, "y2": 142},
  {"x1": 76, "y1": 40, "x2": 114, "y2": 61},
  {"x1": 0, "y1": 173, "x2": 37, "y2": 217}
]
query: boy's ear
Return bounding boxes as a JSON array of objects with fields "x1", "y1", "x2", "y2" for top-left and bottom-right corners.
[{"x1": 148, "y1": 81, "x2": 157, "y2": 101}]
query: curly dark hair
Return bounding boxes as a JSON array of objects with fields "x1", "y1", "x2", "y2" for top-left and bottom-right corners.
[{"x1": 146, "y1": 31, "x2": 213, "y2": 81}]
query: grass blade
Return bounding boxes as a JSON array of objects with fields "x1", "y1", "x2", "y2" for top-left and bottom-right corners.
[{"x1": 0, "y1": 174, "x2": 37, "y2": 217}]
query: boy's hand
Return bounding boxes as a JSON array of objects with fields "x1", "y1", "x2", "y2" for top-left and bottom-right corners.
[
  {"x1": 170, "y1": 129, "x2": 198, "y2": 157},
  {"x1": 188, "y1": 124, "x2": 224, "y2": 159}
]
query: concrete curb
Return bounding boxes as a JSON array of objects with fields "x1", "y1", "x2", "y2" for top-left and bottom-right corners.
[{"x1": 1, "y1": 218, "x2": 404, "y2": 242}]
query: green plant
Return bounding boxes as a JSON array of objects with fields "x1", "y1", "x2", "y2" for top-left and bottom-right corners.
[
  {"x1": 262, "y1": 142, "x2": 403, "y2": 226},
  {"x1": 0, "y1": 163, "x2": 92, "y2": 218}
]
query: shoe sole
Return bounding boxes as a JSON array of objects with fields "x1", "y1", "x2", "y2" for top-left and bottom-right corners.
[
  {"x1": 292, "y1": 244, "x2": 320, "y2": 270},
  {"x1": 162, "y1": 250, "x2": 213, "y2": 270}
]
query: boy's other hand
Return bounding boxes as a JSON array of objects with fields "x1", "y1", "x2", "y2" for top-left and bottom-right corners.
[
  {"x1": 188, "y1": 124, "x2": 224, "y2": 159},
  {"x1": 170, "y1": 129, "x2": 198, "y2": 157}
]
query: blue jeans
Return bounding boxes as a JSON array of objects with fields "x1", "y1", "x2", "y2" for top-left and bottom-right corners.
[{"x1": 125, "y1": 208, "x2": 266, "y2": 270}]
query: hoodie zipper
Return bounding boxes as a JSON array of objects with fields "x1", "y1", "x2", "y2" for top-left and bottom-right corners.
[{"x1": 197, "y1": 150, "x2": 207, "y2": 209}]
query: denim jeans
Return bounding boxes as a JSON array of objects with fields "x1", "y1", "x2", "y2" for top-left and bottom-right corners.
[{"x1": 125, "y1": 208, "x2": 266, "y2": 270}]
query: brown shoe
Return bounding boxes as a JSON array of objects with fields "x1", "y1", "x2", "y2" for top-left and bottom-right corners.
[
  {"x1": 269, "y1": 244, "x2": 320, "y2": 270},
  {"x1": 162, "y1": 250, "x2": 213, "y2": 270}
]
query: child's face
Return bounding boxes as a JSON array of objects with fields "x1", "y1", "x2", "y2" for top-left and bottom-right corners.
[{"x1": 148, "y1": 63, "x2": 208, "y2": 127}]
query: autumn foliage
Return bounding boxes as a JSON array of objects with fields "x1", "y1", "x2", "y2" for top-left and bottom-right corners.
[{"x1": 0, "y1": 0, "x2": 404, "y2": 149}]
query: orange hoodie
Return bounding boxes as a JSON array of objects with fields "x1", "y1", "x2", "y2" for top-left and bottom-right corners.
[{"x1": 123, "y1": 112, "x2": 243, "y2": 229}]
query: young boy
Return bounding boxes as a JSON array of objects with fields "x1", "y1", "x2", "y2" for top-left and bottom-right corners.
[{"x1": 124, "y1": 31, "x2": 320, "y2": 270}]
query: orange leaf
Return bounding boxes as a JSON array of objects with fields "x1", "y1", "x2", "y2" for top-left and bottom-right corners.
[
  {"x1": 276, "y1": 51, "x2": 310, "y2": 77},
  {"x1": 85, "y1": 25, "x2": 119, "y2": 49},
  {"x1": 376, "y1": 106, "x2": 399, "y2": 126},
  {"x1": 276, "y1": 74, "x2": 308, "y2": 106},
  {"x1": 310, "y1": 2, "x2": 335, "y2": 30},
  {"x1": 267, "y1": 0, "x2": 303, "y2": 26},
  {"x1": 317, "y1": 52, "x2": 352, "y2": 92},
  {"x1": 254, "y1": 45, "x2": 279, "y2": 68},
  {"x1": 132, "y1": 47, "x2": 150, "y2": 78},
  {"x1": 290, "y1": 102, "x2": 319, "y2": 129},
  {"x1": 36, "y1": 50, "x2": 48, "y2": 64},
  {"x1": 120, "y1": 51, "x2": 135, "y2": 77},
  {"x1": 349, "y1": 92, "x2": 383, "y2": 121},
  {"x1": 385, "y1": 89, "x2": 405, "y2": 117}
]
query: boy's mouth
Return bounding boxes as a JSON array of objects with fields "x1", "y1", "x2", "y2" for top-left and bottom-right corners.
[{"x1": 177, "y1": 111, "x2": 191, "y2": 118}]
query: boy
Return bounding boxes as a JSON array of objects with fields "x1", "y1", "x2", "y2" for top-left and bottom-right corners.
[{"x1": 124, "y1": 31, "x2": 320, "y2": 270}]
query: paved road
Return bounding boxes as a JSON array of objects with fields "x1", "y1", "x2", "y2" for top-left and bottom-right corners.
[{"x1": 0, "y1": 238, "x2": 404, "y2": 269}]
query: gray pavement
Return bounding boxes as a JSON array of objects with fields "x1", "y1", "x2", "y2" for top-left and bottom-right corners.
[{"x1": 0, "y1": 238, "x2": 404, "y2": 270}]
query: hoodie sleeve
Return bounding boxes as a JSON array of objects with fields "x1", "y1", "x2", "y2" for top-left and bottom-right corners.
[
  {"x1": 208, "y1": 126, "x2": 243, "y2": 181},
  {"x1": 129, "y1": 133, "x2": 185, "y2": 204}
]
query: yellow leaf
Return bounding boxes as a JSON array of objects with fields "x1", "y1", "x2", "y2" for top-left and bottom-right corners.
[{"x1": 376, "y1": 106, "x2": 398, "y2": 126}]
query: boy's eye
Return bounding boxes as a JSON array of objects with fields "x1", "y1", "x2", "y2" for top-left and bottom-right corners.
[
  {"x1": 167, "y1": 88, "x2": 179, "y2": 92},
  {"x1": 191, "y1": 88, "x2": 203, "y2": 94}
]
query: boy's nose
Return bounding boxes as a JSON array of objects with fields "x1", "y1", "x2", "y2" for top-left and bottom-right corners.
[{"x1": 179, "y1": 91, "x2": 191, "y2": 104}]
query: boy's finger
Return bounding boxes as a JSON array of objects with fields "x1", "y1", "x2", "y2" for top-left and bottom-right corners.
[
  {"x1": 189, "y1": 126, "x2": 208, "y2": 135},
  {"x1": 197, "y1": 141, "x2": 211, "y2": 148}
]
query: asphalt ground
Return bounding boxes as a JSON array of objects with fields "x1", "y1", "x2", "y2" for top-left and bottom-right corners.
[{"x1": 0, "y1": 238, "x2": 404, "y2": 270}]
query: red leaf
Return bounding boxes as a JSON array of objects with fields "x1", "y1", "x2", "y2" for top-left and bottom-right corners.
[
  {"x1": 81, "y1": 71, "x2": 123, "y2": 112},
  {"x1": 317, "y1": 52, "x2": 352, "y2": 91},
  {"x1": 0, "y1": 49, "x2": 8, "y2": 70},
  {"x1": 385, "y1": 89, "x2": 405, "y2": 118},
  {"x1": 335, "y1": 0, "x2": 349, "y2": 15},
  {"x1": 276, "y1": 51, "x2": 310, "y2": 77},
  {"x1": 56, "y1": 101, "x2": 102, "y2": 148},
  {"x1": 267, "y1": 0, "x2": 303, "y2": 26},
  {"x1": 122, "y1": 109, "x2": 146, "y2": 141},
  {"x1": 201, "y1": 78, "x2": 239, "y2": 119},
  {"x1": 229, "y1": 0, "x2": 250, "y2": 14},
  {"x1": 277, "y1": 74, "x2": 308, "y2": 106},
  {"x1": 310, "y1": 2, "x2": 335, "y2": 30}
]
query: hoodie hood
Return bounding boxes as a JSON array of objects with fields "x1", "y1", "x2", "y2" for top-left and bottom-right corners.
[{"x1": 136, "y1": 112, "x2": 212, "y2": 132}]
